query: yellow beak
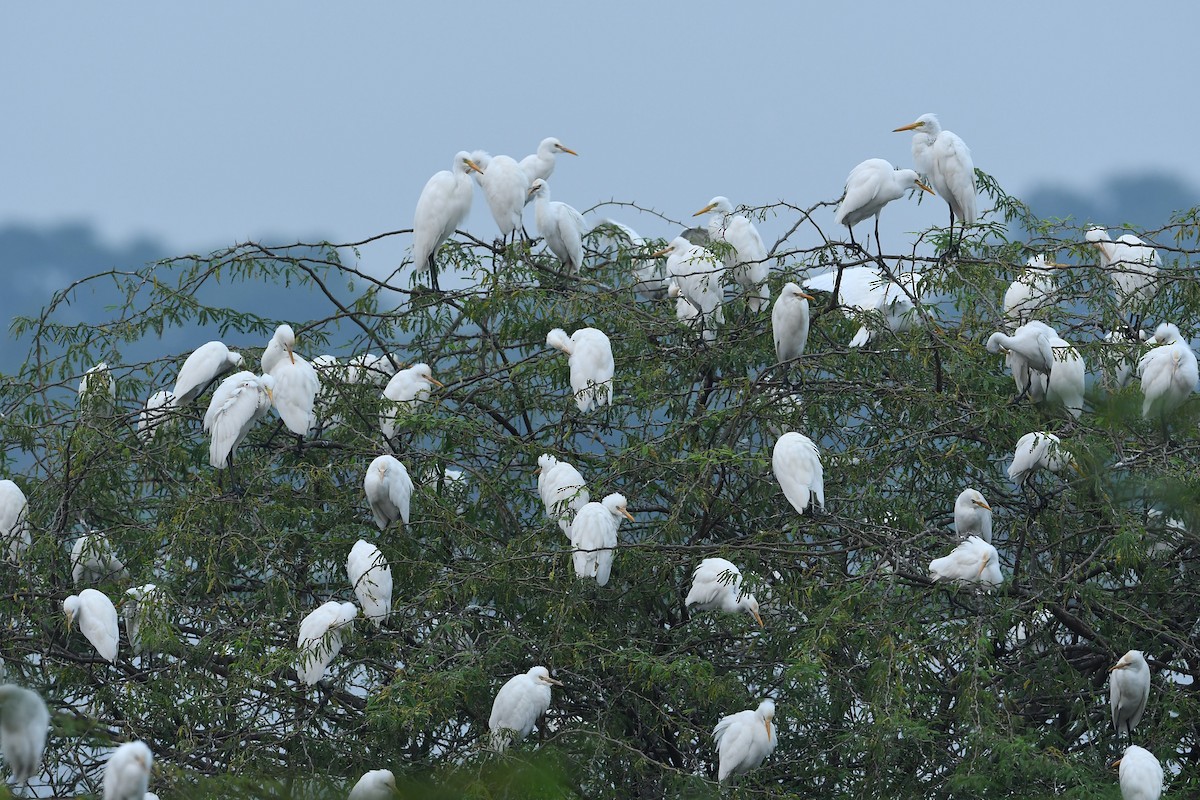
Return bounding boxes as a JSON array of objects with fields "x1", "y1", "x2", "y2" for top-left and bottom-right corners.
[
  {"x1": 764, "y1": 718, "x2": 773, "y2": 740},
  {"x1": 893, "y1": 121, "x2": 924, "y2": 132},
  {"x1": 693, "y1": 202, "x2": 718, "y2": 217},
  {"x1": 559, "y1": 146, "x2": 578, "y2": 156},
  {"x1": 649, "y1": 246, "x2": 674, "y2": 258},
  {"x1": 286, "y1": 343, "x2": 295, "y2": 365},
  {"x1": 976, "y1": 555, "x2": 989, "y2": 577},
  {"x1": 621, "y1": 508, "x2": 635, "y2": 522},
  {"x1": 751, "y1": 609, "x2": 764, "y2": 627},
  {"x1": 976, "y1": 500, "x2": 991, "y2": 511},
  {"x1": 466, "y1": 159, "x2": 484, "y2": 174},
  {"x1": 916, "y1": 181, "x2": 935, "y2": 195},
  {"x1": 797, "y1": 292, "x2": 816, "y2": 301}
]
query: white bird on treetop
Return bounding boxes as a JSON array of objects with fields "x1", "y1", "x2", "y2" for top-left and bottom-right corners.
[
  {"x1": 528, "y1": 178, "x2": 588, "y2": 274},
  {"x1": 0, "y1": 480, "x2": 29, "y2": 561},
  {"x1": 489, "y1": 666, "x2": 562, "y2": 751},
  {"x1": 137, "y1": 390, "x2": 173, "y2": 443},
  {"x1": 893, "y1": 113, "x2": 977, "y2": 251},
  {"x1": 347, "y1": 539, "x2": 392, "y2": 629},
  {"x1": 380, "y1": 363, "x2": 442, "y2": 439},
  {"x1": 412, "y1": 151, "x2": 483, "y2": 291},
  {"x1": 172, "y1": 340, "x2": 245, "y2": 406},
  {"x1": 348, "y1": 769, "x2": 398, "y2": 800},
  {"x1": 1138, "y1": 322, "x2": 1198, "y2": 419},
  {"x1": 261, "y1": 324, "x2": 320, "y2": 437},
  {"x1": 1110, "y1": 649, "x2": 1151, "y2": 738},
  {"x1": 713, "y1": 699, "x2": 777, "y2": 782},
  {"x1": 694, "y1": 196, "x2": 770, "y2": 312},
  {"x1": 1086, "y1": 227, "x2": 1161, "y2": 330},
  {"x1": 536, "y1": 454, "x2": 589, "y2": 536},
  {"x1": 655, "y1": 237, "x2": 725, "y2": 342},
  {"x1": 834, "y1": 158, "x2": 933, "y2": 253},
  {"x1": 773, "y1": 432, "x2": 824, "y2": 515},
  {"x1": 519, "y1": 137, "x2": 578, "y2": 185},
  {"x1": 803, "y1": 265, "x2": 924, "y2": 348},
  {"x1": 686, "y1": 558, "x2": 763, "y2": 626},
  {"x1": 545, "y1": 327, "x2": 614, "y2": 412},
  {"x1": 0, "y1": 684, "x2": 49, "y2": 784},
  {"x1": 296, "y1": 600, "x2": 357, "y2": 686},
  {"x1": 1003, "y1": 255, "x2": 1059, "y2": 324},
  {"x1": 102, "y1": 741, "x2": 153, "y2": 800},
  {"x1": 64, "y1": 588, "x2": 119, "y2": 663},
  {"x1": 1113, "y1": 744, "x2": 1162, "y2": 800},
  {"x1": 929, "y1": 535, "x2": 1002, "y2": 587},
  {"x1": 471, "y1": 151, "x2": 529, "y2": 243},
  {"x1": 569, "y1": 493, "x2": 634, "y2": 587},
  {"x1": 954, "y1": 489, "x2": 992, "y2": 543},
  {"x1": 1008, "y1": 431, "x2": 1074, "y2": 485},
  {"x1": 364, "y1": 454, "x2": 414, "y2": 530},
  {"x1": 203, "y1": 371, "x2": 275, "y2": 469},
  {"x1": 772, "y1": 283, "x2": 815, "y2": 364}
]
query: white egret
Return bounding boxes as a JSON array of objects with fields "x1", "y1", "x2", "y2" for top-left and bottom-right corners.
[
  {"x1": 519, "y1": 137, "x2": 577, "y2": 184},
  {"x1": 1003, "y1": 255, "x2": 1059, "y2": 323},
  {"x1": 772, "y1": 283, "x2": 815, "y2": 364},
  {"x1": 297, "y1": 600, "x2": 357, "y2": 686},
  {"x1": 528, "y1": 179, "x2": 587, "y2": 274},
  {"x1": 70, "y1": 532, "x2": 127, "y2": 586},
  {"x1": 0, "y1": 480, "x2": 29, "y2": 561},
  {"x1": 592, "y1": 220, "x2": 666, "y2": 299},
  {"x1": 803, "y1": 266, "x2": 923, "y2": 347},
  {"x1": 349, "y1": 769, "x2": 397, "y2": 800},
  {"x1": 773, "y1": 432, "x2": 824, "y2": 515},
  {"x1": 713, "y1": 699, "x2": 776, "y2": 782},
  {"x1": 137, "y1": 390, "x2": 173, "y2": 442},
  {"x1": 656, "y1": 237, "x2": 725, "y2": 341},
  {"x1": 412, "y1": 151, "x2": 483, "y2": 291},
  {"x1": 569, "y1": 493, "x2": 634, "y2": 586},
  {"x1": 347, "y1": 353, "x2": 399, "y2": 386},
  {"x1": 929, "y1": 536, "x2": 1002, "y2": 587},
  {"x1": 1103, "y1": 330, "x2": 1151, "y2": 390},
  {"x1": 1138, "y1": 322, "x2": 1198, "y2": 419},
  {"x1": 1044, "y1": 332, "x2": 1086, "y2": 419},
  {"x1": 123, "y1": 584, "x2": 162, "y2": 655},
  {"x1": 472, "y1": 151, "x2": 529, "y2": 242},
  {"x1": 545, "y1": 327, "x2": 614, "y2": 412},
  {"x1": 364, "y1": 454, "x2": 413, "y2": 530},
  {"x1": 103, "y1": 741, "x2": 153, "y2": 800},
  {"x1": 1008, "y1": 431, "x2": 1073, "y2": 484},
  {"x1": 79, "y1": 361, "x2": 116, "y2": 401},
  {"x1": 1087, "y1": 227, "x2": 1161, "y2": 328},
  {"x1": 203, "y1": 371, "x2": 276, "y2": 469},
  {"x1": 261, "y1": 324, "x2": 320, "y2": 437},
  {"x1": 63, "y1": 588, "x2": 119, "y2": 663},
  {"x1": 833, "y1": 158, "x2": 933, "y2": 253},
  {"x1": 537, "y1": 454, "x2": 589, "y2": 536},
  {"x1": 986, "y1": 321, "x2": 1055, "y2": 399},
  {"x1": 380, "y1": 363, "x2": 442, "y2": 439},
  {"x1": 893, "y1": 113, "x2": 977, "y2": 250},
  {"x1": 347, "y1": 540, "x2": 392, "y2": 628},
  {"x1": 171, "y1": 340, "x2": 244, "y2": 405},
  {"x1": 686, "y1": 558, "x2": 763, "y2": 626},
  {"x1": 954, "y1": 489, "x2": 992, "y2": 543},
  {"x1": 1110, "y1": 649, "x2": 1150, "y2": 738},
  {"x1": 1114, "y1": 744, "x2": 1163, "y2": 800},
  {"x1": 695, "y1": 197, "x2": 770, "y2": 312},
  {"x1": 0, "y1": 685, "x2": 48, "y2": 784},
  {"x1": 489, "y1": 666, "x2": 562, "y2": 751}
]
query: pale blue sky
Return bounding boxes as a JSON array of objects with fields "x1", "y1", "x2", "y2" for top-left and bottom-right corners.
[{"x1": 3, "y1": 2, "x2": 1196, "y2": 279}]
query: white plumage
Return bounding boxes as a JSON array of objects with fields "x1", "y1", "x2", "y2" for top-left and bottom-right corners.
[
  {"x1": 0, "y1": 480, "x2": 29, "y2": 561},
  {"x1": 472, "y1": 152, "x2": 529, "y2": 240},
  {"x1": 79, "y1": 361, "x2": 116, "y2": 401},
  {"x1": 70, "y1": 532, "x2": 127, "y2": 586},
  {"x1": 894, "y1": 113, "x2": 977, "y2": 240},
  {"x1": 660, "y1": 236, "x2": 725, "y2": 341},
  {"x1": 1116, "y1": 744, "x2": 1163, "y2": 800},
  {"x1": 772, "y1": 432, "x2": 824, "y2": 514},
  {"x1": 1110, "y1": 649, "x2": 1151, "y2": 738},
  {"x1": 929, "y1": 536, "x2": 1002, "y2": 587},
  {"x1": 1008, "y1": 431, "x2": 1073, "y2": 484},
  {"x1": 261, "y1": 324, "x2": 320, "y2": 437},
  {"x1": 347, "y1": 540, "x2": 392, "y2": 628},
  {"x1": 296, "y1": 600, "x2": 357, "y2": 686},
  {"x1": 954, "y1": 489, "x2": 992, "y2": 543},
  {"x1": 713, "y1": 699, "x2": 776, "y2": 782},
  {"x1": 64, "y1": 588, "x2": 119, "y2": 663},
  {"x1": 203, "y1": 371, "x2": 276, "y2": 469},
  {"x1": 123, "y1": 583, "x2": 162, "y2": 655},
  {"x1": 536, "y1": 454, "x2": 589, "y2": 536},
  {"x1": 803, "y1": 266, "x2": 923, "y2": 347},
  {"x1": 545, "y1": 327, "x2": 614, "y2": 412},
  {"x1": 1087, "y1": 227, "x2": 1161, "y2": 315},
  {"x1": 1003, "y1": 255, "x2": 1059, "y2": 323},
  {"x1": 834, "y1": 158, "x2": 932, "y2": 248},
  {"x1": 686, "y1": 558, "x2": 763, "y2": 626},
  {"x1": 772, "y1": 283, "x2": 814, "y2": 364},
  {"x1": 137, "y1": 390, "x2": 174, "y2": 442},
  {"x1": 171, "y1": 340, "x2": 244, "y2": 406},
  {"x1": 569, "y1": 493, "x2": 634, "y2": 586},
  {"x1": 529, "y1": 179, "x2": 587, "y2": 274},
  {"x1": 363, "y1": 454, "x2": 413, "y2": 530},
  {"x1": 103, "y1": 741, "x2": 153, "y2": 800},
  {"x1": 412, "y1": 151, "x2": 482, "y2": 290},
  {"x1": 1138, "y1": 322, "x2": 1198, "y2": 418},
  {"x1": 348, "y1": 769, "x2": 397, "y2": 800},
  {"x1": 695, "y1": 196, "x2": 770, "y2": 312},
  {"x1": 488, "y1": 666, "x2": 561, "y2": 751},
  {"x1": 380, "y1": 363, "x2": 442, "y2": 439},
  {"x1": 1103, "y1": 330, "x2": 1151, "y2": 390},
  {"x1": 519, "y1": 137, "x2": 577, "y2": 185},
  {"x1": 0, "y1": 684, "x2": 49, "y2": 783},
  {"x1": 986, "y1": 320, "x2": 1056, "y2": 397}
]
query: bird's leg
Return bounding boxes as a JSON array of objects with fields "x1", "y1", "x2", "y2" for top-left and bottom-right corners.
[
  {"x1": 874, "y1": 216, "x2": 884, "y2": 260},
  {"x1": 428, "y1": 256, "x2": 441, "y2": 293}
]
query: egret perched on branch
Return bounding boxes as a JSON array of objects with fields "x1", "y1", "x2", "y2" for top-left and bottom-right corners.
[
  {"x1": 64, "y1": 588, "x2": 119, "y2": 663},
  {"x1": 1087, "y1": 227, "x2": 1161, "y2": 330},
  {"x1": 833, "y1": 158, "x2": 933, "y2": 254},
  {"x1": 694, "y1": 196, "x2": 770, "y2": 312},
  {"x1": 569, "y1": 493, "x2": 634, "y2": 586},
  {"x1": 772, "y1": 283, "x2": 814, "y2": 364},
  {"x1": 137, "y1": 390, "x2": 173, "y2": 442},
  {"x1": 79, "y1": 361, "x2": 116, "y2": 401},
  {"x1": 103, "y1": 741, "x2": 153, "y2": 800},
  {"x1": 519, "y1": 137, "x2": 577, "y2": 184},
  {"x1": 1110, "y1": 649, "x2": 1150, "y2": 739},
  {"x1": 380, "y1": 363, "x2": 442, "y2": 439},
  {"x1": 346, "y1": 353, "x2": 399, "y2": 386},
  {"x1": 1138, "y1": 322, "x2": 1198, "y2": 419},
  {"x1": 537, "y1": 454, "x2": 589, "y2": 536},
  {"x1": 656, "y1": 237, "x2": 725, "y2": 341},
  {"x1": 528, "y1": 179, "x2": 587, "y2": 274},
  {"x1": 488, "y1": 666, "x2": 562, "y2": 751},
  {"x1": 364, "y1": 454, "x2": 413, "y2": 530},
  {"x1": 1008, "y1": 431, "x2": 1073, "y2": 484},
  {"x1": 297, "y1": 601, "x2": 357, "y2": 686},
  {"x1": 412, "y1": 151, "x2": 483, "y2": 291},
  {"x1": 1114, "y1": 744, "x2": 1163, "y2": 800},
  {"x1": 347, "y1": 540, "x2": 392, "y2": 628},
  {"x1": 929, "y1": 536, "x2": 1002, "y2": 587},
  {"x1": 261, "y1": 324, "x2": 320, "y2": 437},
  {"x1": 773, "y1": 432, "x2": 824, "y2": 515},
  {"x1": 893, "y1": 113, "x2": 977, "y2": 251},
  {"x1": 590, "y1": 220, "x2": 666, "y2": 299},
  {"x1": 203, "y1": 371, "x2": 275, "y2": 469},
  {"x1": 124, "y1": 584, "x2": 162, "y2": 655},
  {"x1": 803, "y1": 266, "x2": 924, "y2": 347},
  {"x1": 0, "y1": 481, "x2": 29, "y2": 561},
  {"x1": 1103, "y1": 330, "x2": 1152, "y2": 390},
  {"x1": 686, "y1": 558, "x2": 763, "y2": 626},
  {"x1": 0, "y1": 684, "x2": 49, "y2": 784},
  {"x1": 545, "y1": 327, "x2": 614, "y2": 412},
  {"x1": 1003, "y1": 256, "x2": 1060, "y2": 324},
  {"x1": 713, "y1": 699, "x2": 776, "y2": 782},
  {"x1": 172, "y1": 340, "x2": 244, "y2": 406},
  {"x1": 70, "y1": 531, "x2": 127, "y2": 586},
  {"x1": 986, "y1": 321, "x2": 1055, "y2": 399},
  {"x1": 349, "y1": 769, "x2": 397, "y2": 800},
  {"x1": 954, "y1": 489, "x2": 992, "y2": 543},
  {"x1": 471, "y1": 151, "x2": 529, "y2": 243}
]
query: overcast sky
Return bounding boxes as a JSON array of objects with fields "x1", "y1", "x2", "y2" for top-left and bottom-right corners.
[{"x1": 4, "y1": 2, "x2": 1197, "y2": 280}]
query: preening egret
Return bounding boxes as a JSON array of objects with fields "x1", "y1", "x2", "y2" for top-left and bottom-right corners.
[
  {"x1": 1114, "y1": 744, "x2": 1163, "y2": 800},
  {"x1": 954, "y1": 489, "x2": 992, "y2": 543},
  {"x1": 472, "y1": 152, "x2": 529, "y2": 241},
  {"x1": 64, "y1": 588, "x2": 119, "y2": 663},
  {"x1": 347, "y1": 540, "x2": 392, "y2": 628},
  {"x1": 261, "y1": 324, "x2": 320, "y2": 437},
  {"x1": 79, "y1": 361, "x2": 116, "y2": 401},
  {"x1": 364, "y1": 454, "x2": 414, "y2": 530},
  {"x1": 591, "y1": 220, "x2": 667, "y2": 299},
  {"x1": 488, "y1": 666, "x2": 562, "y2": 751},
  {"x1": 834, "y1": 158, "x2": 933, "y2": 253},
  {"x1": 893, "y1": 113, "x2": 977, "y2": 249},
  {"x1": 657, "y1": 237, "x2": 725, "y2": 341},
  {"x1": 172, "y1": 340, "x2": 245, "y2": 405},
  {"x1": 773, "y1": 432, "x2": 824, "y2": 515},
  {"x1": 1003, "y1": 256, "x2": 1059, "y2": 323},
  {"x1": 528, "y1": 179, "x2": 587, "y2": 274},
  {"x1": 412, "y1": 151, "x2": 483, "y2": 290},
  {"x1": 137, "y1": 390, "x2": 173, "y2": 442},
  {"x1": 0, "y1": 481, "x2": 29, "y2": 561},
  {"x1": 803, "y1": 266, "x2": 923, "y2": 347},
  {"x1": 569, "y1": 493, "x2": 634, "y2": 586},
  {"x1": 686, "y1": 558, "x2": 763, "y2": 626},
  {"x1": 986, "y1": 321, "x2": 1055, "y2": 398},
  {"x1": 772, "y1": 283, "x2": 814, "y2": 364},
  {"x1": 1110, "y1": 649, "x2": 1150, "y2": 738},
  {"x1": 347, "y1": 353, "x2": 399, "y2": 386},
  {"x1": 1138, "y1": 322, "x2": 1198, "y2": 419},
  {"x1": 124, "y1": 584, "x2": 162, "y2": 655},
  {"x1": 1087, "y1": 227, "x2": 1161, "y2": 328},
  {"x1": 349, "y1": 769, "x2": 398, "y2": 800},
  {"x1": 545, "y1": 327, "x2": 614, "y2": 412},
  {"x1": 519, "y1": 137, "x2": 577, "y2": 184},
  {"x1": 1044, "y1": 332, "x2": 1086, "y2": 419},
  {"x1": 713, "y1": 699, "x2": 776, "y2": 782},
  {"x1": 380, "y1": 363, "x2": 442, "y2": 439},
  {"x1": 929, "y1": 535, "x2": 1002, "y2": 587},
  {"x1": 203, "y1": 371, "x2": 276, "y2": 469},
  {"x1": 103, "y1": 741, "x2": 153, "y2": 800},
  {"x1": 536, "y1": 454, "x2": 589, "y2": 536},
  {"x1": 1008, "y1": 431, "x2": 1073, "y2": 484},
  {"x1": 70, "y1": 532, "x2": 127, "y2": 586},
  {"x1": 297, "y1": 600, "x2": 357, "y2": 686},
  {"x1": 0, "y1": 685, "x2": 49, "y2": 783},
  {"x1": 695, "y1": 197, "x2": 770, "y2": 312}
]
